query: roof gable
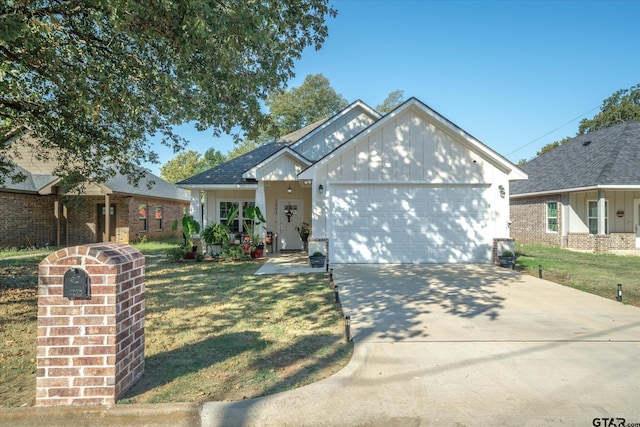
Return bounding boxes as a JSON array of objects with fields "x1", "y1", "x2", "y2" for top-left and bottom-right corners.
[
  {"x1": 300, "y1": 97, "x2": 526, "y2": 181},
  {"x1": 290, "y1": 100, "x2": 380, "y2": 161},
  {"x1": 242, "y1": 147, "x2": 312, "y2": 180},
  {"x1": 511, "y1": 121, "x2": 640, "y2": 196}
]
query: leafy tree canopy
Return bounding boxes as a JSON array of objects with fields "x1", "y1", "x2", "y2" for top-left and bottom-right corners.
[
  {"x1": 0, "y1": 0, "x2": 336, "y2": 188},
  {"x1": 227, "y1": 73, "x2": 348, "y2": 159},
  {"x1": 578, "y1": 83, "x2": 640, "y2": 134},
  {"x1": 376, "y1": 90, "x2": 406, "y2": 114},
  {"x1": 266, "y1": 73, "x2": 349, "y2": 136},
  {"x1": 159, "y1": 148, "x2": 226, "y2": 183}
]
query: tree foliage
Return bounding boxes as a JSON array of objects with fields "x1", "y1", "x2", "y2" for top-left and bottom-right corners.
[
  {"x1": 266, "y1": 73, "x2": 349, "y2": 136},
  {"x1": 376, "y1": 90, "x2": 406, "y2": 114},
  {"x1": 227, "y1": 73, "x2": 348, "y2": 160},
  {"x1": 578, "y1": 83, "x2": 640, "y2": 134},
  {"x1": 0, "y1": 0, "x2": 336, "y2": 188},
  {"x1": 160, "y1": 148, "x2": 226, "y2": 183},
  {"x1": 536, "y1": 136, "x2": 571, "y2": 157}
]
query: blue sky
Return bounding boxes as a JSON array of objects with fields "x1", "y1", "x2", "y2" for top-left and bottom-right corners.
[{"x1": 146, "y1": 0, "x2": 640, "y2": 176}]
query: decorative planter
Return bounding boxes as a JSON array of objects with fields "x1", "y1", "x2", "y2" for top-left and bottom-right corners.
[
  {"x1": 184, "y1": 246, "x2": 198, "y2": 260},
  {"x1": 498, "y1": 256, "x2": 515, "y2": 268},
  {"x1": 251, "y1": 247, "x2": 264, "y2": 259},
  {"x1": 309, "y1": 255, "x2": 326, "y2": 268}
]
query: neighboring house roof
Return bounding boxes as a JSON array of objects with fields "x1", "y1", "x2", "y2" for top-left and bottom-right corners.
[
  {"x1": 102, "y1": 171, "x2": 190, "y2": 201},
  {"x1": 511, "y1": 121, "x2": 640, "y2": 197},
  {"x1": 2, "y1": 134, "x2": 189, "y2": 201}
]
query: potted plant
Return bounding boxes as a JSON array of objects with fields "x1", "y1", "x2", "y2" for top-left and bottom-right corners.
[
  {"x1": 498, "y1": 250, "x2": 516, "y2": 268},
  {"x1": 309, "y1": 251, "x2": 326, "y2": 268},
  {"x1": 243, "y1": 205, "x2": 266, "y2": 258},
  {"x1": 295, "y1": 222, "x2": 311, "y2": 251},
  {"x1": 172, "y1": 215, "x2": 201, "y2": 259},
  {"x1": 202, "y1": 205, "x2": 237, "y2": 257}
]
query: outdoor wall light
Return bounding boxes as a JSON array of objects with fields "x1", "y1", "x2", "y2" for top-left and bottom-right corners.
[
  {"x1": 287, "y1": 185, "x2": 292, "y2": 194},
  {"x1": 499, "y1": 185, "x2": 506, "y2": 199},
  {"x1": 318, "y1": 184, "x2": 324, "y2": 194}
]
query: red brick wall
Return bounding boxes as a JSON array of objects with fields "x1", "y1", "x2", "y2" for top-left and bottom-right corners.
[
  {"x1": 510, "y1": 195, "x2": 563, "y2": 247},
  {"x1": 567, "y1": 233, "x2": 636, "y2": 252},
  {"x1": 0, "y1": 191, "x2": 187, "y2": 248},
  {"x1": 0, "y1": 192, "x2": 56, "y2": 248},
  {"x1": 127, "y1": 196, "x2": 187, "y2": 243},
  {"x1": 36, "y1": 244, "x2": 145, "y2": 406}
]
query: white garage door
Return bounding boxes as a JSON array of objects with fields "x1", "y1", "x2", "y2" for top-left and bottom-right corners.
[{"x1": 329, "y1": 184, "x2": 493, "y2": 264}]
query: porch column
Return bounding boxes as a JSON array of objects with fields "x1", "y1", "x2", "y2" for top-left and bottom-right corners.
[
  {"x1": 561, "y1": 193, "x2": 570, "y2": 247},
  {"x1": 190, "y1": 190, "x2": 201, "y2": 226},
  {"x1": 104, "y1": 193, "x2": 110, "y2": 242},
  {"x1": 201, "y1": 191, "x2": 208, "y2": 228},
  {"x1": 597, "y1": 189, "x2": 606, "y2": 234},
  {"x1": 54, "y1": 199, "x2": 60, "y2": 246},
  {"x1": 255, "y1": 181, "x2": 267, "y2": 240}
]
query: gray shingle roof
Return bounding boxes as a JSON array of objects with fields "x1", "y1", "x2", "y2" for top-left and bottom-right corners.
[
  {"x1": 511, "y1": 121, "x2": 640, "y2": 196},
  {"x1": 104, "y1": 170, "x2": 190, "y2": 201},
  {"x1": 177, "y1": 118, "x2": 328, "y2": 186}
]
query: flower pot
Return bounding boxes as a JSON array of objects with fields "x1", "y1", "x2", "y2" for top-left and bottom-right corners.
[
  {"x1": 309, "y1": 255, "x2": 326, "y2": 268},
  {"x1": 498, "y1": 256, "x2": 515, "y2": 268},
  {"x1": 251, "y1": 248, "x2": 264, "y2": 258}
]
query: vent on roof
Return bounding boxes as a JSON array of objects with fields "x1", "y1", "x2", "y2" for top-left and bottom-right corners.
[{"x1": 582, "y1": 140, "x2": 592, "y2": 146}]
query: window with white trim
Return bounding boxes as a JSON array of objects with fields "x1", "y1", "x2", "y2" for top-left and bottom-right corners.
[
  {"x1": 588, "y1": 200, "x2": 608, "y2": 234},
  {"x1": 219, "y1": 200, "x2": 255, "y2": 234},
  {"x1": 546, "y1": 201, "x2": 558, "y2": 232}
]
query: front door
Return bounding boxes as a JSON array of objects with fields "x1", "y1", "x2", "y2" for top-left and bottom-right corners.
[
  {"x1": 277, "y1": 199, "x2": 304, "y2": 251},
  {"x1": 97, "y1": 204, "x2": 116, "y2": 242},
  {"x1": 635, "y1": 199, "x2": 640, "y2": 249}
]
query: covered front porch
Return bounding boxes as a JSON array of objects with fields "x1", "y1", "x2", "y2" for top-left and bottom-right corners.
[
  {"x1": 189, "y1": 179, "x2": 323, "y2": 255},
  {"x1": 562, "y1": 189, "x2": 640, "y2": 252}
]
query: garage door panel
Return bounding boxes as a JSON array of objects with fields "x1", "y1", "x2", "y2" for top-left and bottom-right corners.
[{"x1": 330, "y1": 184, "x2": 492, "y2": 264}]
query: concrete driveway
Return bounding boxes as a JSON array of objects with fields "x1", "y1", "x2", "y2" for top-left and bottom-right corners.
[{"x1": 202, "y1": 264, "x2": 640, "y2": 426}]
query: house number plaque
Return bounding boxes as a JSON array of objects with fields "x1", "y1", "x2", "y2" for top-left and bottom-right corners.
[{"x1": 63, "y1": 268, "x2": 91, "y2": 299}]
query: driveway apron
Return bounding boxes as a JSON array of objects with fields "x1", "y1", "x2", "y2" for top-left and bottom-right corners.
[{"x1": 202, "y1": 264, "x2": 640, "y2": 426}]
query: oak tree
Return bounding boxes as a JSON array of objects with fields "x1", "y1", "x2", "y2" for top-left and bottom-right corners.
[{"x1": 0, "y1": 0, "x2": 336, "y2": 188}]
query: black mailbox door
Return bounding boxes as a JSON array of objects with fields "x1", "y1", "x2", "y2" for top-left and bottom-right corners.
[{"x1": 63, "y1": 268, "x2": 91, "y2": 299}]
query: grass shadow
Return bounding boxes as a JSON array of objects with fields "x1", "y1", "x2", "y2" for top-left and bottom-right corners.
[{"x1": 120, "y1": 331, "x2": 266, "y2": 402}]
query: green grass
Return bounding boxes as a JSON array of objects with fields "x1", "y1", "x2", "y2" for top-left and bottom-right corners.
[
  {"x1": 0, "y1": 240, "x2": 352, "y2": 407},
  {"x1": 515, "y1": 244, "x2": 640, "y2": 306}
]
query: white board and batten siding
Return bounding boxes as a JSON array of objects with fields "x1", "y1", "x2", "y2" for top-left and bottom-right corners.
[{"x1": 310, "y1": 106, "x2": 511, "y2": 264}]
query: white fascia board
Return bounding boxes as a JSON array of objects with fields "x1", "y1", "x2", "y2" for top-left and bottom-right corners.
[
  {"x1": 177, "y1": 183, "x2": 258, "y2": 191},
  {"x1": 510, "y1": 184, "x2": 640, "y2": 199},
  {"x1": 290, "y1": 100, "x2": 381, "y2": 151},
  {"x1": 242, "y1": 148, "x2": 312, "y2": 180}
]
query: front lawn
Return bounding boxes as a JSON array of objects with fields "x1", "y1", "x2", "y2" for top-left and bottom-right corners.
[
  {"x1": 515, "y1": 244, "x2": 640, "y2": 307},
  {"x1": 0, "y1": 241, "x2": 352, "y2": 407}
]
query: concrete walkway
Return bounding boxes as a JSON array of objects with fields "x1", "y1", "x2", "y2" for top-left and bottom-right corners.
[
  {"x1": 3, "y1": 264, "x2": 639, "y2": 426},
  {"x1": 201, "y1": 264, "x2": 640, "y2": 426}
]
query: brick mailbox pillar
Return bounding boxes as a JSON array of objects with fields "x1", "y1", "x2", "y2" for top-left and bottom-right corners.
[{"x1": 36, "y1": 243, "x2": 145, "y2": 406}]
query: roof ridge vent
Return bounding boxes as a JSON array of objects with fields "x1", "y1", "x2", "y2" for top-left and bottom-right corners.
[{"x1": 582, "y1": 140, "x2": 592, "y2": 146}]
